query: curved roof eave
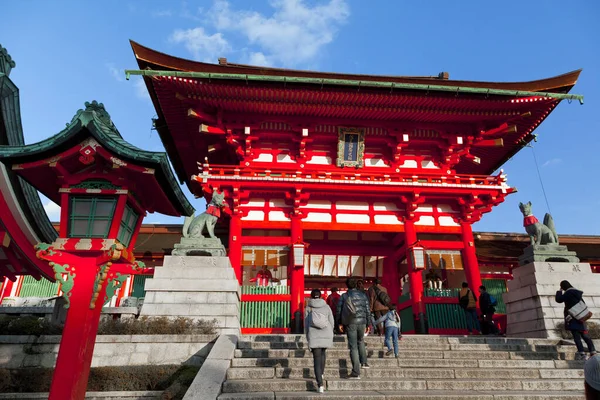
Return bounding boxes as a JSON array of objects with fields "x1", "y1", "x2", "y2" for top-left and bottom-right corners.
[
  {"x1": 130, "y1": 40, "x2": 581, "y2": 93},
  {"x1": 0, "y1": 105, "x2": 194, "y2": 217}
]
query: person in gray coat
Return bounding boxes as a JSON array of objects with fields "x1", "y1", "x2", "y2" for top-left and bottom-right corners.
[{"x1": 305, "y1": 289, "x2": 334, "y2": 393}]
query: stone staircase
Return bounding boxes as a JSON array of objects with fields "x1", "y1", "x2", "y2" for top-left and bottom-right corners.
[{"x1": 218, "y1": 334, "x2": 586, "y2": 399}]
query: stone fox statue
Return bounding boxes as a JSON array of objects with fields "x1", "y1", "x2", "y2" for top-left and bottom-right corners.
[
  {"x1": 518, "y1": 201, "x2": 559, "y2": 245},
  {"x1": 183, "y1": 191, "x2": 226, "y2": 239}
]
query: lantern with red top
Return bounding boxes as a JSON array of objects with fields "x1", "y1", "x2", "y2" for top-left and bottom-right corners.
[
  {"x1": 408, "y1": 241, "x2": 427, "y2": 271},
  {"x1": 0, "y1": 101, "x2": 193, "y2": 400}
]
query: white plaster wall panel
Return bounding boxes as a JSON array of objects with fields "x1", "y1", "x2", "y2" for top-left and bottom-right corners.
[
  {"x1": 374, "y1": 214, "x2": 402, "y2": 225},
  {"x1": 268, "y1": 211, "x2": 290, "y2": 221},
  {"x1": 373, "y1": 202, "x2": 400, "y2": 212},
  {"x1": 304, "y1": 255, "x2": 310, "y2": 275},
  {"x1": 415, "y1": 215, "x2": 436, "y2": 226},
  {"x1": 302, "y1": 200, "x2": 331, "y2": 209},
  {"x1": 304, "y1": 212, "x2": 332, "y2": 223},
  {"x1": 306, "y1": 155, "x2": 332, "y2": 165},
  {"x1": 277, "y1": 154, "x2": 295, "y2": 163},
  {"x1": 438, "y1": 216, "x2": 460, "y2": 226},
  {"x1": 252, "y1": 153, "x2": 274, "y2": 162},
  {"x1": 336, "y1": 201, "x2": 369, "y2": 210},
  {"x1": 421, "y1": 160, "x2": 440, "y2": 169},
  {"x1": 365, "y1": 157, "x2": 387, "y2": 167},
  {"x1": 247, "y1": 199, "x2": 266, "y2": 207},
  {"x1": 415, "y1": 204, "x2": 434, "y2": 213},
  {"x1": 436, "y1": 204, "x2": 458, "y2": 213},
  {"x1": 399, "y1": 159, "x2": 418, "y2": 168},
  {"x1": 336, "y1": 213, "x2": 370, "y2": 224},
  {"x1": 268, "y1": 198, "x2": 287, "y2": 207},
  {"x1": 241, "y1": 210, "x2": 265, "y2": 221}
]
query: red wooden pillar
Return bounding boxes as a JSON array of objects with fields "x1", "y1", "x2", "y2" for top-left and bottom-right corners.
[
  {"x1": 405, "y1": 220, "x2": 426, "y2": 333},
  {"x1": 382, "y1": 256, "x2": 400, "y2": 305},
  {"x1": 461, "y1": 221, "x2": 482, "y2": 306},
  {"x1": 48, "y1": 255, "x2": 106, "y2": 400},
  {"x1": 290, "y1": 214, "x2": 304, "y2": 332},
  {"x1": 228, "y1": 213, "x2": 243, "y2": 284}
]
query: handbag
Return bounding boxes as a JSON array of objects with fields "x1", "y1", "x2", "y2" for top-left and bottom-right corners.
[{"x1": 567, "y1": 300, "x2": 593, "y2": 322}]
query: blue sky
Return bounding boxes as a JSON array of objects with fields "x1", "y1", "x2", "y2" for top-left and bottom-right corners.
[{"x1": 1, "y1": 1, "x2": 599, "y2": 234}]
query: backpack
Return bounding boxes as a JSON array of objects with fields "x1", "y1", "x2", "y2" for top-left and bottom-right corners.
[
  {"x1": 310, "y1": 309, "x2": 329, "y2": 330},
  {"x1": 374, "y1": 285, "x2": 391, "y2": 307},
  {"x1": 489, "y1": 295, "x2": 498, "y2": 307},
  {"x1": 459, "y1": 290, "x2": 471, "y2": 310},
  {"x1": 341, "y1": 294, "x2": 357, "y2": 325}
]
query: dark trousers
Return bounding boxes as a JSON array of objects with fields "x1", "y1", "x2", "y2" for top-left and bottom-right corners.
[
  {"x1": 312, "y1": 348, "x2": 327, "y2": 386},
  {"x1": 373, "y1": 310, "x2": 385, "y2": 334},
  {"x1": 481, "y1": 312, "x2": 499, "y2": 335},
  {"x1": 464, "y1": 308, "x2": 481, "y2": 333},
  {"x1": 346, "y1": 323, "x2": 367, "y2": 375},
  {"x1": 572, "y1": 330, "x2": 596, "y2": 354}
]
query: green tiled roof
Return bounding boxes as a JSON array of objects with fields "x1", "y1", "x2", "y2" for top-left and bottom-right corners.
[
  {"x1": 0, "y1": 68, "x2": 58, "y2": 242},
  {"x1": 0, "y1": 101, "x2": 194, "y2": 217}
]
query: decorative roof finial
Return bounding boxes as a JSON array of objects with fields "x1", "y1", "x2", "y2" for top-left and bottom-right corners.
[
  {"x1": 84, "y1": 100, "x2": 114, "y2": 129},
  {"x1": 0, "y1": 44, "x2": 16, "y2": 77}
]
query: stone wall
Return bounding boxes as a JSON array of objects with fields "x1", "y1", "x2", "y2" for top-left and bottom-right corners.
[
  {"x1": 503, "y1": 262, "x2": 600, "y2": 338},
  {"x1": 0, "y1": 334, "x2": 216, "y2": 369}
]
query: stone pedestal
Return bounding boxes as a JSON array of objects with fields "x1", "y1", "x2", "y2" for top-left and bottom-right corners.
[
  {"x1": 140, "y1": 256, "x2": 240, "y2": 335},
  {"x1": 171, "y1": 238, "x2": 226, "y2": 257},
  {"x1": 518, "y1": 245, "x2": 580, "y2": 266},
  {"x1": 503, "y1": 262, "x2": 600, "y2": 338}
]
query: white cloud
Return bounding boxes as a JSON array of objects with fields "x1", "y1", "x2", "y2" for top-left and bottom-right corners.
[
  {"x1": 43, "y1": 200, "x2": 61, "y2": 222},
  {"x1": 171, "y1": 0, "x2": 350, "y2": 67},
  {"x1": 542, "y1": 158, "x2": 562, "y2": 167},
  {"x1": 170, "y1": 27, "x2": 231, "y2": 63},
  {"x1": 106, "y1": 63, "x2": 124, "y2": 82}
]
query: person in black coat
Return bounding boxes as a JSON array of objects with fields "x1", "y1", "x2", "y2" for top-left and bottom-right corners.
[
  {"x1": 555, "y1": 280, "x2": 597, "y2": 360},
  {"x1": 479, "y1": 286, "x2": 500, "y2": 335}
]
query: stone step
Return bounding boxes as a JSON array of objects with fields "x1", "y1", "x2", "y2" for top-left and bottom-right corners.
[
  {"x1": 226, "y1": 366, "x2": 555, "y2": 380},
  {"x1": 229, "y1": 357, "x2": 563, "y2": 369},
  {"x1": 241, "y1": 334, "x2": 562, "y2": 346},
  {"x1": 233, "y1": 348, "x2": 573, "y2": 360},
  {"x1": 222, "y1": 378, "x2": 583, "y2": 393},
  {"x1": 217, "y1": 390, "x2": 586, "y2": 400},
  {"x1": 237, "y1": 340, "x2": 452, "y2": 351}
]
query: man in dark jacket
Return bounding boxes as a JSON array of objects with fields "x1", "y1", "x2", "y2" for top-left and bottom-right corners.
[
  {"x1": 555, "y1": 280, "x2": 597, "y2": 360},
  {"x1": 336, "y1": 277, "x2": 374, "y2": 379},
  {"x1": 368, "y1": 278, "x2": 389, "y2": 335},
  {"x1": 479, "y1": 285, "x2": 499, "y2": 335}
]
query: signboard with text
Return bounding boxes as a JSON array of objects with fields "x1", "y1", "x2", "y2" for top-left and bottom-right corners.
[{"x1": 336, "y1": 127, "x2": 365, "y2": 168}]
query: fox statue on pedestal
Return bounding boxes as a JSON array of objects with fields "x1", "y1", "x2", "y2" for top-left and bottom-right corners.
[
  {"x1": 182, "y1": 191, "x2": 226, "y2": 239},
  {"x1": 518, "y1": 201, "x2": 559, "y2": 246}
]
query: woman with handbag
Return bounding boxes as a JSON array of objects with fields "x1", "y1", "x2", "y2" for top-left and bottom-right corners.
[{"x1": 555, "y1": 280, "x2": 597, "y2": 360}]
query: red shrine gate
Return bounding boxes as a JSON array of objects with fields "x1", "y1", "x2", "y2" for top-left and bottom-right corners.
[{"x1": 129, "y1": 41, "x2": 582, "y2": 334}]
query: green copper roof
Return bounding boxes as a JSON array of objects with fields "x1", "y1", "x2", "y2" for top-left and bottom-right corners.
[
  {"x1": 0, "y1": 65, "x2": 58, "y2": 242},
  {"x1": 125, "y1": 69, "x2": 584, "y2": 104},
  {"x1": 0, "y1": 101, "x2": 194, "y2": 217}
]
